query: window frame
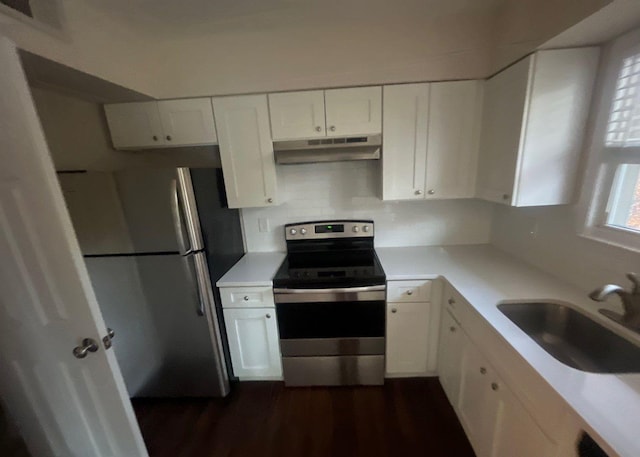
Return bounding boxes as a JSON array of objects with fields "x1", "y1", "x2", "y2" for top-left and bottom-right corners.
[{"x1": 580, "y1": 29, "x2": 640, "y2": 253}]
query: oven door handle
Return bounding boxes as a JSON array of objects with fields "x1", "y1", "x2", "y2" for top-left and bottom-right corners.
[{"x1": 273, "y1": 285, "x2": 386, "y2": 294}]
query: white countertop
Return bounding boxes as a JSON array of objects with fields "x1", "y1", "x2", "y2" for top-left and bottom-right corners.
[
  {"x1": 216, "y1": 252, "x2": 285, "y2": 287},
  {"x1": 376, "y1": 244, "x2": 640, "y2": 457}
]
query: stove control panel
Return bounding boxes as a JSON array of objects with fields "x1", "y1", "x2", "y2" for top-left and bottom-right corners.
[{"x1": 285, "y1": 220, "x2": 374, "y2": 241}]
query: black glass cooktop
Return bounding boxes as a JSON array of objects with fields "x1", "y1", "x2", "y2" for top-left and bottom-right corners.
[{"x1": 272, "y1": 248, "x2": 386, "y2": 288}]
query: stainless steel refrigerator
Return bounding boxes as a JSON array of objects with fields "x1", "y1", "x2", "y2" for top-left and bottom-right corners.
[{"x1": 61, "y1": 167, "x2": 244, "y2": 398}]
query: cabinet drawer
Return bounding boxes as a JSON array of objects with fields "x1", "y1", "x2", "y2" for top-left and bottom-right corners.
[
  {"x1": 387, "y1": 280, "x2": 432, "y2": 303},
  {"x1": 220, "y1": 286, "x2": 275, "y2": 308}
]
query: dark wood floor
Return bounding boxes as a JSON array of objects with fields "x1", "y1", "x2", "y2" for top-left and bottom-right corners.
[{"x1": 132, "y1": 378, "x2": 475, "y2": 457}]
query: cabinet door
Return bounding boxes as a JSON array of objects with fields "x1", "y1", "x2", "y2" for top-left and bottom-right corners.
[
  {"x1": 458, "y1": 339, "x2": 500, "y2": 457},
  {"x1": 223, "y1": 308, "x2": 282, "y2": 379},
  {"x1": 426, "y1": 81, "x2": 483, "y2": 199},
  {"x1": 476, "y1": 56, "x2": 531, "y2": 205},
  {"x1": 386, "y1": 302, "x2": 431, "y2": 375},
  {"x1": 104, "y1": 101, "x2": 164, "y2": 149},
  {"x1": 268, "y1": 90, "x2": 326, "y2": 140},
  {"x1": 382, "y1": 83, "x2": 429, "y2": 200},
  {"x1": 157, "y1": 98, "x2": 217, "y2": 146},
  {"x1": 492, "y1": 382, "x2": 557, "y2": 457},
  {"x1": 325, "y1": 86, "x2": 382, "y2": 137},
  {"x1": 213, "y1": 94, "x2": 278, "y2": 208},
  {"x1": 437, "y1": 309, "x2": 464, "y2": 407}
]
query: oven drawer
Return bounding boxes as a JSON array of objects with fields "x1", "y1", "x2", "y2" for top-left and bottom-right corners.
[
  {"x1": 220, "y1": 286, "x2": 275, "y2": 309},
  {"x1": 386, "y1": 280, "x2": 432, "y2": 302},
  {"x1": 282, "y1": 355, "x2": 384, "y2": 386}
]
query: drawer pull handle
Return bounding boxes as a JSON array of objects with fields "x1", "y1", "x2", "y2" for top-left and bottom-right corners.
[
  {"x1": 243, "y1": 296, "x2": 250, "y2": 301},
  {"x1": 491, "y1": 382, "x2": 499, "y2": 391},
  {"x1": 407, "y1": 290, "x2": 413, "y2": 296},
  {"x1": 449, "y1": 326, "x2": 456, "y2": 333},
  {"x1": 480, "y1": 367, "x2": 487, "y2": 375},
  {"x1": 266, "y1": 313, "x2": 271, "y2": 319},
  {"x1": 391, "y1": 308, "x2": 397, "y2": 314},
  {"x1": 447, "y1": 298, "x2": 456, "y2": 305}
]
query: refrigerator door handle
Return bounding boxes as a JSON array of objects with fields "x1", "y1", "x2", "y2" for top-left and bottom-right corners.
[
  {"x1": 193, "y1": 254, "x2": 212, "y2": 317},
  {"x1": 182, "y1": 254, "x2": 207, "y2": 317},
  {"x1": 170, "y1": 178, "x2": 192, "y2": 255}
]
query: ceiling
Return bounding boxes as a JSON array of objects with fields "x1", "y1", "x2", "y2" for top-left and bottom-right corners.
[{"x1": 90, "y1": 0, "x2": 505, "y2": 33}]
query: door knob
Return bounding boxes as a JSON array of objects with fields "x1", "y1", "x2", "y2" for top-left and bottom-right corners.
[
  {"x1": 103, "y1": 328, "x2": 115, "y2": 349},
  {"x1": 73, "y1": 338, "x2": 99, "y2": 359}
]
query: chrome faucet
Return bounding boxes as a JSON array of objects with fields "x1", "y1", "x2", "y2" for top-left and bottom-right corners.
[{"x1": 589, "y1": 273, "x2": 640, "y2": 332}]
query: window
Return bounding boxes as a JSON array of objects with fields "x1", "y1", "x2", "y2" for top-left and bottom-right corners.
[{"x1": 583, "y1": 34, "x2": 640, "y2": 252}]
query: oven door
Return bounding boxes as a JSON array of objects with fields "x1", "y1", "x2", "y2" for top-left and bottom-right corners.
[{"x1": 274, "y1": 285, "x2": 386, "y2": 357}]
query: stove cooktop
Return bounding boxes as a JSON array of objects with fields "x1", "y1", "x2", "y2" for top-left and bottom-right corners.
[{"x1": 272, "y1": 250, "x2": 386, "y2": 288}]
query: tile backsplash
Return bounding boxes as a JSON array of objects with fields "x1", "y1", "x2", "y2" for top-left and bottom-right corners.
[{"x1": 241, "y1": 161, "x2": 493, "y2": 252}]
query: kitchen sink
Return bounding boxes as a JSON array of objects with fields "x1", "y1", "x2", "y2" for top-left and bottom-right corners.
[{"x1": 498, "y1": 302, "x2": 640, "y2": 373}]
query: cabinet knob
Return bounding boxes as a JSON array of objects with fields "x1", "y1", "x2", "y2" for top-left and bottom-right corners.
[
  {"x1": 491, "y1": 382, "x2": 499, "y2": 391},
  {"x1": 243, "y1": 296, "x2": 249, "y2": 301},
  {"x1": 415, "y1": 190, "x2": 422, "y2": 196},
  {"x1": 166, "y1": 135, "x2": 172, "y2": 141},
  {"x1": 391, "y1": 308, "x2": 397, "y2": 314},
  {"x1": 267, "y1": 198, "x2": 273, "y2": 203},
  {"x1": 407, "y1": 290, "x2": 413, "y2": 296},
  {"x1": 449, "y1": 326, "x2": 456, "y2": 333},
  {"x1": 315, "y1": 126, "x2": 322, "y2": 132},
  {"x1": 427, "y1": 189, "x2": 435, "y2": 195},
  {"x1": 266, "y1": 313, "x2": 271, "y2": 319},
  {"x1": 480, "y1": 367, "x2": 487, "y2": 375},
  {"x1": 502, "y1": 194, "x2": 510, "y2": 201},
  {"x1": 447, "y1": 298, "x2": 456, "y2": 305},
  {"x1": 329, "y1": 126, "x2": 336, "y2": 132},
  {"x1": 152, "y1": 135, "x2": 158, "y2": 141}
]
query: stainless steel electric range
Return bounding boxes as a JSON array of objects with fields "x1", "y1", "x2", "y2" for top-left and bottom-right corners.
[{"x1": 272, "y1": 220, "x2": 386, "y2": 386}]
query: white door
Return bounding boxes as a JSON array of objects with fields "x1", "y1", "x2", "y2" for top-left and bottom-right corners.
[
  {"x1": 437, "y1": 309, "x2": 464, "y2": 406},
  {"x1": 0, "y1": 38, "x2": 147, "y2": 457},
  {"x1": 104, "y1": 101, "x2": 164, "y2": 149},
  {"x1": 324, "y1": 86, "x2": 382, "y2": 137},
  {"x1": 382, "y1": 83, "x2": 429, "y2": 200},
  {"x1": 213, "y1": 94, "x2": 278, "y2": 208},
  {"x1": 223, "y1": 308, "x2": 282, "y2": 379},
  {"x1": 386, "y1": 302, "x2": 431, "y2": 375},
  {"x1": 268, "y1": 90, "x2": 326, "y2": 140},
  {"x1": 426, "y1": 81, "x2": 483, "y2": 199},
  {"x1": 458, "y1": 339, "x2": 500, "y2": 457},
  {"x1": 157, "y1": 98, "x2": 218, "y2": 146},
  {"x1": 476, "y1": 57, "x2": 531, "y2": 205},
  {"x1": 491, "y1": 382, "x2": 557, "y2": 457}
]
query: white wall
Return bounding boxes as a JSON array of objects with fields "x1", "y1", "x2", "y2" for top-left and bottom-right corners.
[
  {"x1": 242, "y1": 161, "x2": 494, "y2": 252},
  {"x1": 491, "y1": 205, "x2": 640, "y2": 294}
]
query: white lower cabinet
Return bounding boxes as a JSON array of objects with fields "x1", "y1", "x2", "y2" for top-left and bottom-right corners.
[
  {"x1": 386, "y1": 302, "x2": 431, "y2": 375},
  {"x1": 223, "y1": 307, "x2": 282, "y2": 379},
  {"x1": 437, "y1": 309, "x2": 463, "y2": 405},
  {"x1": 439, "y1": 284, "x2": 557, "y2": 457}
]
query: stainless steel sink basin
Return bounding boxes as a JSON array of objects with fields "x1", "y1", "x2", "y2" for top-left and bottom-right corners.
[{"x1": 498, "y1": 302, "x2": 640, "y2": 373}]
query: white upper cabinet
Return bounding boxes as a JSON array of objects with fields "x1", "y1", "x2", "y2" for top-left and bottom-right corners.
[
  {"x1": 426, "y1": 81, "x2": 483, "y2": 199},
  {"x1": 157, "y1": 98, "x2": 217, "y2": 146},
  {"x1": 382, "y1": 83, "x2": 429, "y2": 200},
  {"x1": 269, "y1": 86, "x2": 382, "y2": 140},
  {"x1": 382, "y1": 81, "x2": 483, "y2": 201},
  {"x1": 325, "y1": 86, "x2": 382, "y2": 137},
  {"x1": 268, "y1": 90, "x2": 326, "y2": 140},
  {"x1": 104, "y1": 98, "x2": 218, "y2": 149},
  {"x1": 213, "y1": 94, "x2": 278, "y2": 209},
  {"x1": 104, "y1": 101, "x2": 164, "y2": 149},
  {"x1": 476, "y1": 48, "x2": 599, "y2": 206}
]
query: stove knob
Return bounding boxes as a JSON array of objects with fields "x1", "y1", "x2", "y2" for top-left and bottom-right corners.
[
  {"x1": 363, "y1": 225, "x2": 370, "y2": 233},
  {"x1": 300, "y1": 228, "x2": 307, "y2": 235},
  {"x1": 289, "y1": 228, "x2": 297, "y2": 236},
  {"x1": 352, "y1": 226, "x2": 360, "y2": 233}
]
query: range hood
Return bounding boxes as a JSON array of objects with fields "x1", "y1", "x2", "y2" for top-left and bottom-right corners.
[{"x1": 273, "y1": 134, "x2": 381, "y2": 165}]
